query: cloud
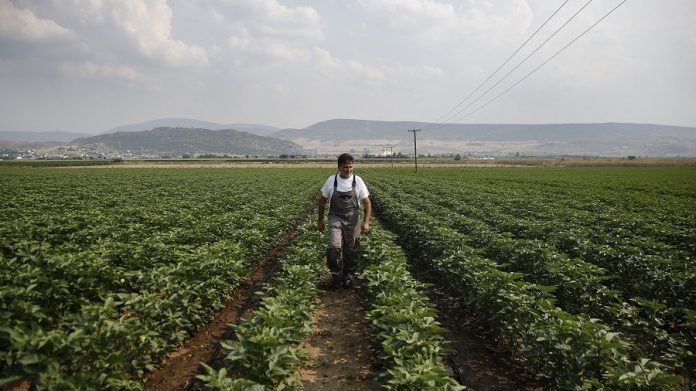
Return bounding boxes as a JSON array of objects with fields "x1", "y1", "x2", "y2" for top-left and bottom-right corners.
[
  {"x1": 357, "y1": 0, "x2": 533, "y2": 44},
  {"x1": 60, "y1": 61, "x2": 146, "y2": 82},
  {"x1": 3, "y1": 0, "x2": 209, "y2": 67},
  {"x1": 0, "y1": 0, "x2": 74, "y2": 42},
  {"x1": 107, "y1": 0, "x2": 208, "y2": 67},
  {"x1": 221, "y1": 0, "x2": 322, "y2": 41},
  {"x1": 218, "y1": 0, "x2": 324, "y2": 66}
]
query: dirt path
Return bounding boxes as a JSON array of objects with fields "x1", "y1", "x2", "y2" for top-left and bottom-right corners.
[
  {"x1": 144, "y1": 256, "x2": 277, "y2": 391},
  {"x1": 413, "y1": 275, "x2": 540, "y2": 390},
  {"x1": 143, "y1": 204, "x2": 530, "y2": 390},
  {"x1": 298, "y1": 284, "x2": 381, "y2": 391},
  {"x1": 145, "y1": 205, "x2": 315, "y2": 391}
]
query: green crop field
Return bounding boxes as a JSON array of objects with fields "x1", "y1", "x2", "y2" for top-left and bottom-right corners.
[
  {"x1": 364, "y1": 166, "x2": 696, "y2": 388},
  {"x1": 0, "y1": 167, "x2": 326, "y2": 389},
  {"x1": 1, "y1": 165, "x2": 694, "y2": 389}
]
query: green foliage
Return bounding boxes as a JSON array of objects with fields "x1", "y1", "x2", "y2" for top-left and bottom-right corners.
[
  {"x1": 365, "y1": 167, "x2": 692, "y2": 388},
  {"x1": 201, "y1": 220, "x2": 325, "y2": 390},
  {"x1": 360, "y1": 225, "x2": 464, "y2": 390},
  {"x1": 0, "y1": 167, "x2": 324, "y2": 389}
]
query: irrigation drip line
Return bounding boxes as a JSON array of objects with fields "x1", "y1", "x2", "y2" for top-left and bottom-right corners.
[
  {"x1": 184, "y1": 261, "x2": 282, "y2": 391},
  {"x1": 183, "y1": 204, "x2": 316, "y2": 391},
  {"x1": 216, "y1": 261, "x2": 282, "y2": 356},
  {"x1": 448, "y1": 352, "x2": 466, "y2": 385}
]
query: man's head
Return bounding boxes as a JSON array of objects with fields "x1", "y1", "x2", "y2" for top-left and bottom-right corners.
[{"x1": 337, "y1": 153, "x2": 354, "y2": 178}]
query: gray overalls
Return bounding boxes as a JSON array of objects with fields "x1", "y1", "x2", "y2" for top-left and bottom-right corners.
[{"x1": 327, "y1": 174, "x2": 361, "y2": 281}]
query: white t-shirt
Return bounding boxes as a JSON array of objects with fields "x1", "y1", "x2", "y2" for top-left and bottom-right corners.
[{"x1": 320, "y1": 174, "x2": 370, "y2": 204}]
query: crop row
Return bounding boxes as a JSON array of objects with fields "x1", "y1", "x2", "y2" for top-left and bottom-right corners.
[
  {"x1": 359, "y1": 223, "x2": 463, "y2": 390},
  {"x1": 0, "y1": 168, "x2": 324, "y2": 389},
  {"x1": 402, "y1": 168, "x2": 695, "y2": 257},
  {"x1": 200, "y1": 218, "x2": 325, "y2": 390},
  {"x1": 202, "y1": 219, "x2": 465, "y2": 390},
  {"x1": 369, "y1": 188, "x2": 681, "y2": 388},
  {"x1": 369, "y1": 177, "x2": 695, "y2": 377},
  {"x1": 374, "y1": 172, "x2": 695, "y2": 303}
]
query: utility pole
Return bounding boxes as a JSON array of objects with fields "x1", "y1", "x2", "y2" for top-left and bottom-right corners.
[
  {"x1": 407, "y1": 129, "x2": 421, "y2": 173},
  {"x1": 388, "y1": 145, "x2": 394, "y2": 168}
]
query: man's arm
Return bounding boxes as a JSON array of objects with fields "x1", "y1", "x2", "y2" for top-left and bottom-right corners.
[
  {"x1": 317, "y1": 195, "x2": 328, "y2": 232},
  {"x1": 361, "y1": 197, "x2": 372, "y2": 234}
]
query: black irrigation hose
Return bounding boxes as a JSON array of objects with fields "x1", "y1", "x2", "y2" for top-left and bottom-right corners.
[
  {"x1": 184, "y1": 261, "x2": 282, "y2": 391},
  {"x1": 184, "y1": 205, "x2": 316, "y2": 390},
  {"x1": 448, "y1": 352, "x2": 465, "y2": 386},
  {"x1": 210, "y1": 261, "x2": 282, "y2": 361}
]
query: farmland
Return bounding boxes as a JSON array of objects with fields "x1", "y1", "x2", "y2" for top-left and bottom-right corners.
[
  {"x1": 0, "y1": 168, "x2": 324, "y2": 389},
  {"x1": 1, "y1": 165, "x2": 695, "y2": 389},
  {"x1": 365, "y1": 166, "x2": 695, "y2": 388}
]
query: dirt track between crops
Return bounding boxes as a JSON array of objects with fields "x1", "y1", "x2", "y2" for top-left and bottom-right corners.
[
  {"x1": 298, "y1": 283, "x2": 381, "y2": 390},
  {"x1": 406, "y1": 259, "x2": 541, "y2": 391},
  {"x1": 144, "y1": 205, "x2": 315, "y2": 391},
  {"x1": 143, "y1": 202, "x2": 539, "y2": 391},
  {"x1": 144, "y1": 251, "x2": 278, "y2": 391}
]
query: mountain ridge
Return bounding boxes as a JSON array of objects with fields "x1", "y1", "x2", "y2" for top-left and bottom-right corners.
[
  {"x1": 73, "y1": 127, "x2": 304, "y2": 156},
  {"x1": 105, "y1": 118, "x2": 280, "y2": 137},
  {"x1": 271, "y1": 119, "x2": 696, "y2": 156},
  {"x1": 3, "y1": 118, "x2": 696, "y2": 156}
]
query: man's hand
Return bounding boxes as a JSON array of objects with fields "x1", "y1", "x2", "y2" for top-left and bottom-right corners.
[
  {"x1": 317, "y1": 195, "x2": 327, "y2": 232},
  {"x1": 361, "y1": 222, "x2": 370, "y2": 235}
]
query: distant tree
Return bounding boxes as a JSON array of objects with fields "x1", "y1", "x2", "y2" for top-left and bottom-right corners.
[{"x1": 454, "y1": 153, "x2": 462, "y2": 161}]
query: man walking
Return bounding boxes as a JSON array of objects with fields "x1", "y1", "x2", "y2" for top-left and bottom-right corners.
[{"x1": 317, "y1": 153, "x2": 372, "y2": 287}]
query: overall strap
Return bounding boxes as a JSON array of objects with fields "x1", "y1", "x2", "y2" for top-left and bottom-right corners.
[{"x1": 333, "y1": 174, "x2": 338, "y2": 190}]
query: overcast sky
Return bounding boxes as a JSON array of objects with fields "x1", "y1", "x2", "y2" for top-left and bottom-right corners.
[{"x1": 1, "y1": 0, "x2": 694, "y2": 133}]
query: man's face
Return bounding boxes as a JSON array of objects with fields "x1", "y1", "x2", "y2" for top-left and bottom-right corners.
[{"x1": 339, "y1": 162, "x2": 354, "y2": 178}]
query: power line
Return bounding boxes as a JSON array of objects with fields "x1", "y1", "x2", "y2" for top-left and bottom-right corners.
[
  {"x1": 456, "y1": 0, "x2": 630, "y2": 121},
  {"x1": 435, "y1": 0, "x2": 572, "y2": 125},
  {"x1": 443, "y1": 0, "x2": 595, "y2": 125}
]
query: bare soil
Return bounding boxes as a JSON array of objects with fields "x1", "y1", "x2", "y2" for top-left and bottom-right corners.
[
  {"x1": 139, "y1": 201, "x2": 541, "y2": 391},
  {"x1": 144, "y1": 255, "x2": 278, "y2": 391},
  {"x1": 426, "y1": 285, "x2": 542, "y2": 390},
  {"x1": 298, "y1": 282, "x2": 381, "y2": 391},
  {"x1": 405, "y1": 260, "x2": 542, "y2": 391},
  {"x1": 144, "y1": 204, "x2": 314, "y2": 391}
]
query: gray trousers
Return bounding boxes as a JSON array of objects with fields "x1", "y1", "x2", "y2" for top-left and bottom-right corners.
[{"x1": 327, "y1": 213, "x2": 361, "y2": 278}]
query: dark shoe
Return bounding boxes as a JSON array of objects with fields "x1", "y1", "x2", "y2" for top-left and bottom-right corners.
[{"x1": 341, "y1": 274, "x2": 355, "y2": 288}]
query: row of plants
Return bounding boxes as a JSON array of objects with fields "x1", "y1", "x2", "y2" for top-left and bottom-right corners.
[
  {"x1": 402, "y1": 168, "x2": 695, "y2": 258},
  {"x1": 382, "y1": 173, "x2": 694, "y2": 301},
  {"x1": 200, "y1": 218, "x2": 325, "y2": 390},
  {"x1": 364, "y1": 168, "x2": 695, "y2": 373},
  {"x1": 0, "y1": 168, "x2": 325, "y2": 389},
  {"x1": 359, "y1": 223, "x2": 464, "y2": 390},
  {"x1": 200, "y1": 218, "x2": 468, "y2": 390},
  {"x1": 368, "y1": 187, "x2": 682, "y2": 389},
  {"x1": 373, "y1": 181, "x2": 695, "y2": 375}
]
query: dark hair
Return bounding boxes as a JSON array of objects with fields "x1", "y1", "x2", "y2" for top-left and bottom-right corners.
[{"x1": 337, "y1": 153, "x2": 354, "y2": 168}]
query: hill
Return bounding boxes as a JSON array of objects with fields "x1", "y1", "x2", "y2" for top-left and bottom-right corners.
[
  {"x1": 73, "y1": 127, "x2": 304, "y2": 156},
  {"x1": 272, "y1": 119, "x2": 696, "y2": 156},
  {"x1": 106, "y1": 118, "x2": 280, "y2": 137}
]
